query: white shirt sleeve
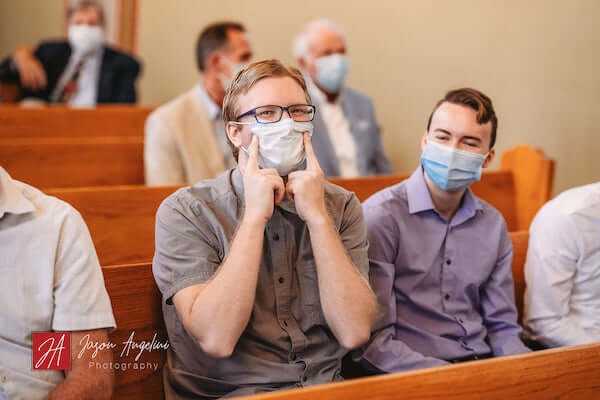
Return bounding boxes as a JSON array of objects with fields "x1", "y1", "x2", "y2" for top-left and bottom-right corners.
[
  {"x1": 524, "y1": 206, "x2": 597, "y2": 346},
  {"x1": 52, "y1": 206, "x2": 116, "y2": 332}
]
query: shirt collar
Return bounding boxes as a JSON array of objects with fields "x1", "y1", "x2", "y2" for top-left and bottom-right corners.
[
  {"x1": 196, "y1": 82, "x2": 221, "y2": 121},
  {"x1": 406, "y1": 166, "x2": 483, "y2": 217},
  {"x1": 71, "y1": 45, "x2": 104, "y2": 64},
  {"x1": 231, "y1": 167, "x2": 298, "y2": 215},
  {"x1": 0, "y1": 167, "x2": 36, "y2": 218}
]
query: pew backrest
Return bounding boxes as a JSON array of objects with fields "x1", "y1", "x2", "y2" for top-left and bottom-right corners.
[
  {"x1": 500, "y1": 145, "x2": 555, "y2": 230},
  {"x1": 330, "y1": 170, "x2": 519, "y2": 231},
  {"x1": 102, "y1": 263, "x2": 166, "y2": 400},
  {"x1": 49, "y1": 185, "x2": 180, "y2": 266},
  {"x1": 0, "y1": 106, "x2": 153, "y2": 138},
  {"x1": 236, "y1": 343, "x2": 600, "y2": 400},
  {"x1": 330, "y1": 145, "x2": 552, "y2": 231},
  {"x1": 509, "y1": 230, "x2": 529, "y2": 324},
  {"x1": 0, "y1": 137, "x2": 144, "y2": 188}
]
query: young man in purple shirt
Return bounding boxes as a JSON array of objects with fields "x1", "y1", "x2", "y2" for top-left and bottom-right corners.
[{"x1": 358, "y1": 88, "x2": 530, "y2": 373}]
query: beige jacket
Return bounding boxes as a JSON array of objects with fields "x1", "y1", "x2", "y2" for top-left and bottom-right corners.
[{"x1": 144, "y1": 86, "x2": 227, "y2": 186}]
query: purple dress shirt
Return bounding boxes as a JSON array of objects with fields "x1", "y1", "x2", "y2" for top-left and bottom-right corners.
[{"x1": 359, "y1": 167, "x2": 530, "y2": 373}]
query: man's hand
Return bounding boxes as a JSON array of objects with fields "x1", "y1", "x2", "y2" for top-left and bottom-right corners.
[
  {"x1": 242, "y1": 135, "x2": 285, "y2": 224},
  {"x1": 286, "y1": 133, "x2": 328, "y2": 225},
  {"x1": 13, "y1": 45, "x2": 47, "y2": 90}
]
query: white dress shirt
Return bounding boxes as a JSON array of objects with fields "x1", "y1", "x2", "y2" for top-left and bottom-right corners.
[
  {"x1": 309, "y1": 83, "x2": 359, "y2": 177},
  {"x1": 51, "y1": 47, "x2": 103, "y2": 107},
  {"x1": 0, "y1": 167, "x2": 116, "y2": 400},
  {"x1": 524, "y1": 182, "x2": 600, "y2": 347}
]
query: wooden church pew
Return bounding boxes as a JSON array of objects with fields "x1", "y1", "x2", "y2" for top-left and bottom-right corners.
[{"x1": 0, "y1": 105, "x2": 153, "y2": 138}]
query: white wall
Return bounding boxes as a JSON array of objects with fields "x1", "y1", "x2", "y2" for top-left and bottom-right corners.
[{"x1": 2, "y1": 0, "x2": 598, "y2": 194}]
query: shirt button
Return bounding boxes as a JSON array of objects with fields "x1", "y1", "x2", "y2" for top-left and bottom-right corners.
[
  {"x1": 444, "y1": 294, "x2": 450, "y2": 301},
  {"x1": 446, "y1": 259, "x2": 452, "y2": 265},
  {"x1": 278, "y1": 277, "x2": 284, "y2": 284},
  {"x1": 273, "y1": 233, "x2": 280, "y2": 241}
]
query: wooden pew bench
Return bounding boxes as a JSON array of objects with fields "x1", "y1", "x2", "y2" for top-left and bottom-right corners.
[
  {"x1": 48, "y1": 142, "x2": 552, "y2": 266},
  {"x1": 237, "y1": 343, "x2": 600, "y2": 400},
  {"x1": 0, "y1": 106, "x2": 153, "y2": 138},
  {"x1": 102, "y1": 231, "x2": 537, "y2": 399},
  {"x1": 50, "y1": 168, "x2": 532, "y2": 267},
  {"x1": 0, "y1": 106, "x2": 153, "y2": 188},
  {"x1": 48, "y1": 185, "x2": 180, "y2": 265},
  {"x1": 1, "y1": 137, "x2": 145, "y2": 188}
]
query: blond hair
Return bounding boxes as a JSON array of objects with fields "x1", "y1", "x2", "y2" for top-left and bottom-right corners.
[{"x1": 223, "y1": 59, "x2": 311, "y2": 160}]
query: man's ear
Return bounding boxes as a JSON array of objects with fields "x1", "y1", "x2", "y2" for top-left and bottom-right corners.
[
  {"x1": 482, "y1": 148, "x2": 495, "y2": 168},
  {"x1": 421, "y1": 131, "x2": 429, "y2": 152},
  {"x1": 297, "y1": 56, "x2": 308, "y2": 70},
  {"x1": 226, "y1": 122, "x2": 243, "y2": 148},
  {"x1": 206, "y1": 51, "x2": 221, "y2": 73}
]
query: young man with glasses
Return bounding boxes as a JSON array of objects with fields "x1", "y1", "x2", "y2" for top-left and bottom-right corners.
[{"x1": 152, "y1": 59, "x2": 376, "y2": 399}]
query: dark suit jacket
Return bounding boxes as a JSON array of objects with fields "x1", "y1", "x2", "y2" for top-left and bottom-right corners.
[{"x1": 0, "y1": 40, "x2": 141, "y2": 103}]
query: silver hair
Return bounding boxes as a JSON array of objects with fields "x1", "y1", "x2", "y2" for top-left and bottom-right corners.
[{"x1": 292, "y1": 19, "x2": 345, "y2": 59}]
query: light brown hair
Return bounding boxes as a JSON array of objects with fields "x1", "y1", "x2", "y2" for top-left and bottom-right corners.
[
  {"x1": 223, "y1": 59, "x2": 311, "y2": 160},
  {"x1": 67, "y1": 0, "x2": 105, "y2": 26},
  {"x1": 427, "y1": 88, "x2": 498, "y2": 149}
]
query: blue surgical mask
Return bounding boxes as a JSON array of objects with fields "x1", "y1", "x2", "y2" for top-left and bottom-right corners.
[
  {"x1": 315, "y1": 54, "x2": 349, "y2": 93},
  {"x1": 420, "y1": 140, "x2": 488, "y2": 191}
]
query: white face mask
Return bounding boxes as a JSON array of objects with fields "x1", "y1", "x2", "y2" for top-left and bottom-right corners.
[
  {"x1": 233, "y1": 119, "x2": 314, "y2": 176},
  {"x1": 68, "y1": 24, "x2": 103, "y2": 55}
]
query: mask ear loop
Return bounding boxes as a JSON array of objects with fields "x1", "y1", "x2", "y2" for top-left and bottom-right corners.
[{"x1": 228, "y1": 121, "x2": 254, "y2": 154}]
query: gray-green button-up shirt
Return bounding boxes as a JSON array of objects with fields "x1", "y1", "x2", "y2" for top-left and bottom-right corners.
[{"x1": 153, "y1": 168, "x2": 369, "y2": 399}]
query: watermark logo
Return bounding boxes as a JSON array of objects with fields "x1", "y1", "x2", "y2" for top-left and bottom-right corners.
[{"x1": 32, "y1": 332, "x2": 71, "y2": 370}]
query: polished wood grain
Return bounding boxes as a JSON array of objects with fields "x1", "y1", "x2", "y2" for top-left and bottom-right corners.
[
  {"x1": 102, "y1": 262, "x2": 166, "y2": 400},
  {"x1": 237, "y1": 343, "x2": 600, "y2": 400},
  {"x1": 49, "y1": 185, "x2": 180, "y2": 265},
  {"x1": 501, "y1": 145, "x2": 555, "y2": 230},
  {"x1": 0, "y1": 136, "x2": 144, "y2": 188},
  {"x1": 510, "y1": 230, "x2": 529, "y2": 324},
  {"x1": 0, "y1": 106, "x2": 152, "y2": 138}
]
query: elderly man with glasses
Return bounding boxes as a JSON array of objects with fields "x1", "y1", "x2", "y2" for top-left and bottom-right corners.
[{"x1": 152, "y1": 59, "x2": 376, "y2": 399}]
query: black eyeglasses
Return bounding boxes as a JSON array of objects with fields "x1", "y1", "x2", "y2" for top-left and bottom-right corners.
[{"x1": 235, "y1": 104, "x2": 316, "y2": 124}]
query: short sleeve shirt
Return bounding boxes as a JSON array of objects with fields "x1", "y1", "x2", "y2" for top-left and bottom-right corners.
[
  {"x1": 153, "y1": 168, "x2": 369, "y2": 399},
  {"x1": 0, "y1": 167, "x2": 116, "y2": 400}
]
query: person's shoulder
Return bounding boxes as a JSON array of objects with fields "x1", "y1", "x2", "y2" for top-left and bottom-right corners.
[
  {"x1": 103, "y1": 45, "x2": 140, "y2": 69},
  {"x1": 146, "y1": 86, "x2": 201, "y2": 128},
  {"x1": 323, "y1": 179, "x2": 359, "y2": 206},
  {"x1": 342, "y1": 86, "x2": 373, "y2": 105},
  {"x1": 531, "y1": 183, "x2": 600, "y2": 231},
  {"x1": 549, "y1": 183, "x2": 600, "y2": 215},
  {"x1": 157, "y1": 170, "x2": 238, "y2": 220},
  {"x1": 36, "y1": 40, "x2": 69, "y2": 52},
  {"x1": 362, "y1": 180, "x2": 409, "y2": 213},
  {"x1": 34, "y1": 40, "x2": 70, "y2": 59},
  {"x1": 14, "y1": 180, "x2": 83, "y2": 225}
]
